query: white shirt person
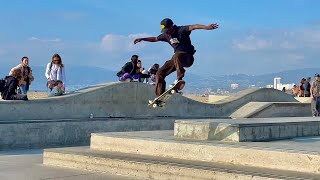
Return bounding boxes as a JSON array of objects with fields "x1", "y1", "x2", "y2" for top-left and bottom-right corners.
[{"x1": 45, "y1": 54, "x2": 66, "y2": 89}]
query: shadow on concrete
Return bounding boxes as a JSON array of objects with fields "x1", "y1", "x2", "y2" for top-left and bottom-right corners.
[
  {"x1": 0, "y1": 149, "x2": 43, "y2": 155},
  {"x1": 292, "y1": 137, "x2": 320, "y2": 143}
]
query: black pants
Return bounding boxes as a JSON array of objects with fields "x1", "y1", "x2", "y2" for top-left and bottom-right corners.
[
  {"x1": 13, "y1": 94, "x2": 28, "y2": 101},
  {"x1": 155, "y1": 52, "x2": 194, "y2": 96}
]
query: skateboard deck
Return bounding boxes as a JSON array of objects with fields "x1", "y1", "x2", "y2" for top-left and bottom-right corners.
[{"x1": 148, "y1": 80, "x2": 185, "y2": 108}]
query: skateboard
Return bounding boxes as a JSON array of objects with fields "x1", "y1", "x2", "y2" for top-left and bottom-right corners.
[{"x1": 148, "y1": 80, "x2": 185, "y2": 108}]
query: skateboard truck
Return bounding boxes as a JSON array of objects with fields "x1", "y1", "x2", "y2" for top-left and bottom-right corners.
[{"x1": 148, "y1": 80, "x2": 185, "y2": 108}]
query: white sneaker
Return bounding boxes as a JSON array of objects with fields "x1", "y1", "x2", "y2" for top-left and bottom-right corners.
[{"x1": 169, "y1": 79, "x2": 179, "y2": 88}]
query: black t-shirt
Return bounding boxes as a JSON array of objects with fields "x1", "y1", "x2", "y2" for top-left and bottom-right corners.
[{"x1": 157, "y1": 25, "x2": 195, "y2": 54}]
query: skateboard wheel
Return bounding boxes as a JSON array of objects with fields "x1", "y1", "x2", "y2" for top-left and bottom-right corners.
[
  {"x1": 171, "y1": 90, "x2": 176, "y2": 94},
  {"x1": 153, "y1": 104, "x2": 158, "y2": 108}
]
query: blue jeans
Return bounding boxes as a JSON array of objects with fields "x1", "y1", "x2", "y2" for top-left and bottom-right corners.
[{"x1": 19, "y1": 84, "x2": 28, "y2": 95}]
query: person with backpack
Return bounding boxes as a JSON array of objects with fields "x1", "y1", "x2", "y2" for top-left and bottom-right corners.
[
  {"x1": 9, "y1": 56, "x2": 34, "y2": 95},
  {"x1": 116, "y1": 55, "x2": 139, "y2": 82},
  {"x1": 1, "y1": 69, "x2": 28, "y2": 100},
  {"x1": 45, "y1": 54, "x2": 66, "y2": 90}
]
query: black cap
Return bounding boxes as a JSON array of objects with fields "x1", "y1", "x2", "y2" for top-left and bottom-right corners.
[
  {"x1": 131, "y1": 55, "x2": 138, "y2": 63},
  {"x1": 160, "y1": 18, "x2": 174, "y2": 33},
  {"x1": 315, "y1": 73, "x2": 320, "y2": 77},
  {"x1": 131, "y1": 55, "x2": 138, "y2": 60}
]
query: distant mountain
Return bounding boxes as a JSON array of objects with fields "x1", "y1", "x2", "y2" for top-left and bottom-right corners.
[
  {"x1": 183, "y1": 68, "x2": 320, "y2": 94},
  {"x1": 1, "y1": 64, "x2": 319, "y2": 93}
]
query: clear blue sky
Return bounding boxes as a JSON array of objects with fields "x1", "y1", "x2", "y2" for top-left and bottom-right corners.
[{"x1": 1, "y1": 0, "x2": 319, "y2": 75}]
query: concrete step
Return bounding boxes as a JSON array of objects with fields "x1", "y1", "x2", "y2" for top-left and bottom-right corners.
[
  {"x1": 90, "y1": 131, "x2": 320, "y2": 174},
  {"x1": 174, "y1": 117, "x2": 320, "y2": 142},
  {"x1": 43, "y1": 147, "x2": 318, "y2": 180}
]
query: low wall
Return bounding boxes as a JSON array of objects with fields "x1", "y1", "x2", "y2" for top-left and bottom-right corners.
[
  {"x1": 0, "y1": 117, "x2": 176, "y2": 150},
  {"x1": 0, "y1": 82, "x2": 301, "y2": 121},
  {"x1": 174, "y1": 118, "x2": 320, "y2": 142}
]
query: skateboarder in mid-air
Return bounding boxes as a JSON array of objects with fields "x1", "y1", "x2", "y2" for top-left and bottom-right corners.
[{"x1": 134, "y1": 18, "x2": 219, "y2": 98}]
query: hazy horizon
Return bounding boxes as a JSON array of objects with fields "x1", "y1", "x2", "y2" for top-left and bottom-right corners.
[{"x1": 1, "y1": 0, "x2": 320, "y2": 76}]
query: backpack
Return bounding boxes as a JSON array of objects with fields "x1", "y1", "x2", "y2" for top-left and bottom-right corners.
[{"x1": 0, "y1": 79, "x2": 6, "y2": 93}]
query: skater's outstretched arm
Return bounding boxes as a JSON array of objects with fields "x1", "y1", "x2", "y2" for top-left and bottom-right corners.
[
  {"x1": 134, "y1": 37, "x2": 159, "y2": 44},
  {"x1": 188, "y1": 23, "x2": 219, "y2": 31}
]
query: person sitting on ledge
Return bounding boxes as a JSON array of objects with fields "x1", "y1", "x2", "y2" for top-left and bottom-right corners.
[
  {"x1": 1, "y1": 69, "x2": 28, "y2": 100},
  {"x1": 48, "y1": 80, "x2": 65, "y2": 97},
  {"x1": 132, "y1": 60, "x2": 150, "y2": 82},
  {"x1": 116, "y1": 55, "x2": 139, "y2": 82}
]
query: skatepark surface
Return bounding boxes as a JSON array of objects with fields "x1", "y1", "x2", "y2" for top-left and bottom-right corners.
[{"x1": 0, "y1": 82, "x2": 311, "y2": 121}]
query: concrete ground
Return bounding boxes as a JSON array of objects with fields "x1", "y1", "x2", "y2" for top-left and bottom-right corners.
[{"x1": 0, "y1": 149, "x2": 137, "y2": 180}]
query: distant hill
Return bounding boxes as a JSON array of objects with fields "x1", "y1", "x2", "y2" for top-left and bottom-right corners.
[
  {"x1": 183, "y1": 68, "x2": 320, "y2": 94},
  {"x1": 1, "y1": 64, "x2": 319, "y2": 93}
]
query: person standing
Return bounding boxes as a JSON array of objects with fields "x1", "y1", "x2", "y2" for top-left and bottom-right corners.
[
  {"x1": 134, "y1": 18, "x2": 218, "y2": 97},
  {"x1": 9, "y1": 56, "x2": 34, "y2": 94},
  {"x1": 311, "y1": 73, "x2": 320, "y2": 117},
  {"x1": 304, "y1": 77, "x2": 311, "y2": 97},
  {"x1": 298, "y1": 78, "x2": 306, "y2": 97},
  {"x1": 45, "y1": 54, "x2": 66, "y2": 90}
]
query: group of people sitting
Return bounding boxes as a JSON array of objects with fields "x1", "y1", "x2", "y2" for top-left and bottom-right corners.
[
  {"x1": 116, "y1": 55, "x2": 159, "y2": 84},
  {"x1": 0, "y1": 54, "x2": 66, "y2": 101}
]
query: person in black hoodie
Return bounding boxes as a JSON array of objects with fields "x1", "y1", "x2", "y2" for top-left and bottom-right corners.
[
  {"x1": 116, "y1": 55, "x2": 139, "y2": 81},
  {"x1": 304, "y1": 77, "x2": 311, "y2": 97},
  {"x1": 1, "y1": 69, "x2": 28, "y2": 100}
]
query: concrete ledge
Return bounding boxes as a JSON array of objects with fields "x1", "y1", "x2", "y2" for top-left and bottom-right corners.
[
  {"x1": 89, "y1": 130, "x2": 320, "y2": 174},
  {"x1": 44, "y1": 147, "x2": 318, "y2": 179},
  {"x1": 0, "y1": 83, "x2": 301, "y2": 121},
  {"x1": 0, "y1": 118, "x2": 176, "y2": 150},
  {"x1": 230, "y1": 102, "x2": 311, "y2": 118},
  {"x1": 174, "y1": 117, "x2": 320, "y2": 141}
]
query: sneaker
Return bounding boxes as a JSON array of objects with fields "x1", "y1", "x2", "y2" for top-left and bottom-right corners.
[
  {"x1": 132, "y1": 78, "x2": 139, "y2": 82},
  {"x1": 169, "y1": 79, "x2": 179, "y2": 88}
]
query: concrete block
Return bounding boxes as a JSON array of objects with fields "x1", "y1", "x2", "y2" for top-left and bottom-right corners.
[
  {"x1": 0, "y1": 118, "x2": 175, "y2": 150},
  {"x1": 175, "y1": 118, "x2": 320, "y2": 142},
  {"x1": 44, "y1": 147, "x2": 319, "y2": 179}
]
